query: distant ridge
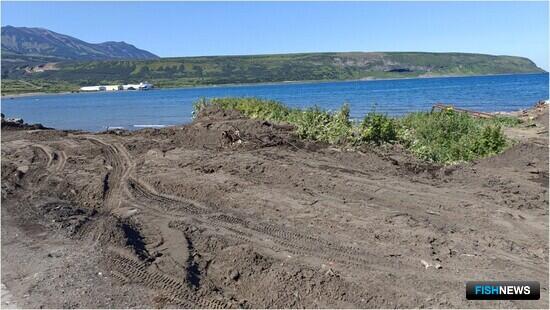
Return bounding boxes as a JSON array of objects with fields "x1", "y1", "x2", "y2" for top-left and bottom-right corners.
[
  {"x1": 1, "y1": 25, "x2": 158, "y2": 66},
  {"x1": 13, "y1": 51, "x2": 543, "y2": 84},
  {"x1": 0, "y1": 26, "x2": 545, "y2": 94}
]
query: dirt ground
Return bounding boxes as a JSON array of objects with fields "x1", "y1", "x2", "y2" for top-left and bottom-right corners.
[{"x1": 1, "y1": 103, "x2": 548, "y2": 308}]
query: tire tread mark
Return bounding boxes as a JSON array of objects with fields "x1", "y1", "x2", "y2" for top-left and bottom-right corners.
[
  {"x1": 107, "y1": 251, "x2": 228, "y2": 308},
  {"x1": 171, "y1": 218, "x2": 372, "y2": 270},
  {"x1": 128, "y1": 179, "x2": 205, "y2": 215}
]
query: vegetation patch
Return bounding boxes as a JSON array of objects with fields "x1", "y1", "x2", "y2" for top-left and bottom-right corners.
[
  {"x1": 3, "y1": 52, "x2": 543, "y2": 94},
  {"x1": 398, "y1": 111, "x2": 509, "y2": 163},
  {"x1": 1, "y1": 79, "x2": 78, "y2": 95},
  {"x1": 194, "y1": 97, "x2": 517, "y2": 164}
]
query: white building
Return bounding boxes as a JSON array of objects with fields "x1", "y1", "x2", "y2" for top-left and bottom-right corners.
[
  {"x1": 105, "y1": 85, "x2": 123, "y2": 91},
  {"x1": 122, "y1": 82, "x2": 153, "y2": 90},
  {"x1": 80, "y1": 82, "x2": 152, "y2": 92},
  {"x1": 80, "y1": 86, "x2": 103, "y2": 92}
]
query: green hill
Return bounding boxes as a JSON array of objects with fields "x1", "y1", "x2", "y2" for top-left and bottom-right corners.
[{"x1": 2, "y1": 52, "x2": 544, "y2": 94}]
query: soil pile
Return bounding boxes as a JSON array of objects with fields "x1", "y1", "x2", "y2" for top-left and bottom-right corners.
[{"x1": 1, "y1": 104, "x2": 548, "y2": 308}]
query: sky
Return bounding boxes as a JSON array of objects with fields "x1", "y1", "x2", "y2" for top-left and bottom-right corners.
[{"x1": 2, "y1": 1, "x2": 549, "y2": 70}]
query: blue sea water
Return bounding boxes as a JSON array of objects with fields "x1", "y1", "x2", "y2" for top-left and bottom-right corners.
[{"x1": 1, "y1": 73, "x2": 548, "y2": 132}]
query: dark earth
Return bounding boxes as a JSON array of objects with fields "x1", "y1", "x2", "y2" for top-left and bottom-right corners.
[{"x1": 1, "y1": 103, "x2": 548, "y2": 308}]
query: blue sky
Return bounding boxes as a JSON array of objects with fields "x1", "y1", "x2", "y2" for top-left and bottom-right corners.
[{"x1": 2, "y1": 1, "x2": 548, "y2": 70}]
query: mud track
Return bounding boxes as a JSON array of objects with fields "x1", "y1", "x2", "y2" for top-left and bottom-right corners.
[{"x1": 1, "y1": 105, "x2": 549, "y2": 308}]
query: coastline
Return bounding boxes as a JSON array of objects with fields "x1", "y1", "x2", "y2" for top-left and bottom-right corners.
[
  {"x1": 185, "y1": 71, "x2": 547, "y2": 89},
  {"x1": 2, "y1": 71, "x2": 546, "y2": 98},
  {"x1": 1, "y1": 91, "x2": 74, "y2": 99}
]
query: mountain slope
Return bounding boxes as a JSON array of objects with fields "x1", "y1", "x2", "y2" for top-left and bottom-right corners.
[
  {"x1": 1, "y1": 26, "x2": 158, "y2": 65},
  {"x1": 8, "y1": 51, "x2": 544, "y2": 86},
  {"x1": 2, "y1": 51, "x2": 545, "y2": 95}
]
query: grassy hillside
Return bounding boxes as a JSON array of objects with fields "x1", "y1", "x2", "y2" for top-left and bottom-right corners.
[{"x1": 2, "y1": 52, "x2": 544, "y2": 94}]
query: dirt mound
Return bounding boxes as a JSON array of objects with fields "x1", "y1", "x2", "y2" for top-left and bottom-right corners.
[
  {"x1": 120, "y1": 107, "x2": 324, "y2": 167},
  {"x1": 477, "y1": 142, "x2": 547, "y2": 170},
  {"x1": 1, "y1": 105, "x2": 548, "y2": 308}
]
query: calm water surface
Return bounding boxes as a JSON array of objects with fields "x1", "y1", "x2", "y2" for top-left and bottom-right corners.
[{"x1": 2, "y1": 73, "x2": 548, "y2": 132}]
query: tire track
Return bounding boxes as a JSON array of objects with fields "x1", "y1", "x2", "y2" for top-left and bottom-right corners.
[
  {"x1": 82, "y1": 137, "x2": 217, "y2": 306},
  {"x1": 130, "y1": 181, "x2": 370, "y2": 264},
  {"x1": 127, "y1": 179, "x2": 206, "y2": 215},
  {"x1": 32, "y1": 145, "x2": 53, "y2": 168},
  {"x1": 126, "y1": 175, "x2": 367, "y2": 266},
  {"x1": 169, "y1": 213, "x2": 376, "y2": 271},
  {"x1": 107, "y1": 250, "x2": 228, "y2": 308},
  {"x1": 128, "y1": 176, "x2": 375, "y2": 271},
  {"x1": 84, "y1": 136, "x2": 378, "y2": 300},
  {"x1": 209, "y1": 214, "x2": 367, "y2": 256},
  {"x1": 27, "y1": 145, "x2": 68, "y2": 187},
  {"x1": 34, "y1": 144, "x2": 68, "y2": 173},
  {"x1": 52, "y1": 149, "x2": 67, "y2": 173},
  {"x1": 22, "y1": 145, "x2": 51, "y2": 186},
  {"x1": 85, "y1": 137, "x2": 132, "y2": 209}
]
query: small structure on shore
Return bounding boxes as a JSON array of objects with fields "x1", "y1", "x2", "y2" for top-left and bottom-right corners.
[
  {"x1": 80, "y1": 82, "x2": 153, "y2": 92},
  {"x1": 122, "y1": 82, "x2": 153, "y2": 90},
  {"x1": 80, "y1": 85, "x2": 106, "y2": 92}
]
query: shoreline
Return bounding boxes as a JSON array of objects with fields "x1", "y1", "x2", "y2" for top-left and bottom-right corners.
[
  {"x1": 3, "y1": 100, "x2": 546, "y2": 134},
  {"x1": 1, "y1": 91, "x2": 74, "y2": 99},
  {"x1": 178, "y1": 71, "x2": 546, "y2": 89},
  {"x1": 3, "y1": 71, "x2": 546, "y2": 98}
]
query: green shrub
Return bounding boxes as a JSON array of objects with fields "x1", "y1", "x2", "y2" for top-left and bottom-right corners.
[
  {"x1": 326, "y1": 104, "x2": 353, "y2": 144},
  {"x1": 398, "y1": 110, "x2": 509, "y2": 163},
  {"x1": 292, "y1": 106, "x2": 334, "y2": 142},
  {"x1": 194, "y1": 97, "x2": 511, "y2": 164},
  {"x1": 292, "y1": 104, "x2": 353, "y2": 144},
  {"x1": 195, "y1": 98, "x2": 354, "y2": 144},
  {"x1": 356, "y1": 112, "x2": 398, "y2": 145},
  {"x1": 193, "y1": 97, "x2": 292, "y2": 121},
  {"x1": 476, "y1": 124, "x2": 507, "y2": 154}
]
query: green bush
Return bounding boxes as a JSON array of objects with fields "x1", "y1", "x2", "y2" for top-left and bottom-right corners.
[
  {"x1": 194, "y1": 98, "x2": 354, "y2": 144},
  {"x1": 193, "y1": 97, "x2": 512, "y2": 164},
  {"x1": 356, "y1": 112, "x2": 398, "y2": 145},
  {"x1": 398, "y1": 110, "x2": 509, "y2": 163},
  {"x1": 476, "y1": 124, "x2": 507, "y2": 154},
  {"x1": 291, "y1": 104, "x2": 352, "y2": 144},
  {"x1": 194, "y1": 97, "x2": 292, "y2": 121},
  {"x1": 292, "y1": 106, "x2": 332, "y2": 141}
]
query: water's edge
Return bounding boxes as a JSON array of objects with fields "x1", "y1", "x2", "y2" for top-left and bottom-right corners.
[
  {"x1": 3, "y1": 73, "x2": 548, "y2": 132},
  {"x1": 3, "y1": 71, "x2": 545, "y2": 99}
]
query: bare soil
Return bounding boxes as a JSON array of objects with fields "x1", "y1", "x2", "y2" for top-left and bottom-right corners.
[{"x1": 1, "y1": 104, "x2": 548, "y2": 308}]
